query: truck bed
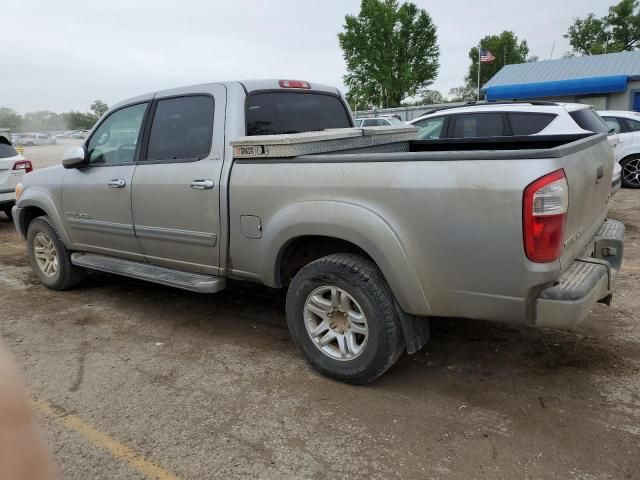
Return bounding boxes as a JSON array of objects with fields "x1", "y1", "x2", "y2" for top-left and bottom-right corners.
[{"x1": 228, "y1": 133, "x2": 614, "y2": 325}]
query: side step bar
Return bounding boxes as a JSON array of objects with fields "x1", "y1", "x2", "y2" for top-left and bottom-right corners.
[{"x1": 71, "y1": 253, "x2": 226, "y2": 293}]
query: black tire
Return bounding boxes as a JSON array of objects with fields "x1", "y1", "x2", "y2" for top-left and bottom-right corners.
[
  {"x1": 26, "y1": 216, "x2": 84, "y2": 290},
  {"x1": 2, "y1": 207, "x2": 12, "y2": 221},
  {"x1": 620, "y1": 156, "x2": 640, "y2": 189},
  {"x1": 286, "y1": 253, "x2": 405, "y2": 384}
]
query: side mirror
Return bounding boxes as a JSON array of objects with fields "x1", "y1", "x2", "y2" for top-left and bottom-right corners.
[{"x1": 62, "y1": 146, "x2": 88, "y2": 169}]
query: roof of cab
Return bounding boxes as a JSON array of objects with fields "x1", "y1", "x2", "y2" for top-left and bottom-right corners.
[{"x1": 113, "y1": 79, "x2": 341, "y2": 110}]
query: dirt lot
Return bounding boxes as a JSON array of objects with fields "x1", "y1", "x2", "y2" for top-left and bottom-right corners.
[{"x1": 0, "y1": 147, "x2": 639, "y2": 479}]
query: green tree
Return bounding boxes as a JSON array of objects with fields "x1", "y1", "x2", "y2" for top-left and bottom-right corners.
[
  {"x1": 60, "y1": 111, "x2": 97, "y2": 130},
  {"x1": 402, "y1": 89, "x2": 444, "y2": 106},
  {"x1": 339, "y1": 0, "x2": 440, "y2": 108},
  {"x1": 22, "y1": 111, "x2": 66, "y2": 132},
  {"x1": 0, "y1": 108, "x2": 22, "y2": 131},
  {"x1": 565, "y1": 0, "x2": 640, "y2": 55},
  {"x1": 465, "y1": 31, "x2": 529, "y2": 97},
  {"x1": 90, "y1": 100, "x2": 109, "y2": 119},
  {"x1": 448, "y1": 85, "x2": 476, "y2": 102}
]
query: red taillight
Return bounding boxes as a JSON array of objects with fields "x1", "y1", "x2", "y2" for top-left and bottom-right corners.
[
  {"x1": 279, "y1": 80, "x2": 311, "y2": 89},
  {"x1": 523, "y1": 169, "x2": 568, "y2": 263},
  {"x1": 12, "y1": 159, "x2": 33, "y2": 173}
]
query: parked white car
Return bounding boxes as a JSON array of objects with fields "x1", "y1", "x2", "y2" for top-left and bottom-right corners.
[
  {"x1": 598, "y1": 110, "x2": 640, "y2": 188},
  {"x1": 354, "y1": 116, "x2": 405, "y2": 127},
  {"x1": 13, "y1": 133, "x2": 56, "y2": 146},
  {"x1": 0, "y1": 141, "x2": 32, "y2": 219}
]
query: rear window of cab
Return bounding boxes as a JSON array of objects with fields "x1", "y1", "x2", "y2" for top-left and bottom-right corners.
[{"x1": 246, "y1": 92, "x2": 352, "y2": 136}]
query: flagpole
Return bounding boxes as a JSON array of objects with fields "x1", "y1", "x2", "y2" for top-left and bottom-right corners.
[{"x1": 477, "y1": 44, "x2": 481, "y2": 101}]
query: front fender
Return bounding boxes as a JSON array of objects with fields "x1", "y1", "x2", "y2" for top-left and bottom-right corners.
[
  {"x1": 16, "y1": 187, "x2": 73, "y2": 248},
  {"x1": 261, "y1": 200, "x2": 431, "y2": 315}
]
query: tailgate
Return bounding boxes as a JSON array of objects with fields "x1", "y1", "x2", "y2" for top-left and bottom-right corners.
[{"x1": 559, "y1": 134, "x2": 614, "y2": 270}]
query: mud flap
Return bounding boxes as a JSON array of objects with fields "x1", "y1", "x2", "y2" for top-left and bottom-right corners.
[{"x1": 396, "y1": 305, "x2": 430, "y2": 354}]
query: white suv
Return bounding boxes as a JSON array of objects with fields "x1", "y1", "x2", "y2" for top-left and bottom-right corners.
[
  {"x1": 599, "y1": 110, "x2": 640, "y2": 188},
  {"x1": 410, "y1": 102, "x2": 611, "y2": 139},
  {"x1": 0, "y1": 141, "x2": 32, "y2": 220},
  {"x1": 410, "y1": 102, "x2": 621, "y2": 193}
]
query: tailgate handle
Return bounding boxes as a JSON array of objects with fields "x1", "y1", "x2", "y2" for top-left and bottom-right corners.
[{"x1": 596, "y1": 165, "x2": 604, "y2": 183}]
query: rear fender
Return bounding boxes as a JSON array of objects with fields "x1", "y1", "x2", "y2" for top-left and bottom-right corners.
[{"x1": 263, "y1": 200, "x2": 431, "y2": 315}]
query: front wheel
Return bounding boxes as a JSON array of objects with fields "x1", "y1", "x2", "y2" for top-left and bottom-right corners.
[
  {"x1": 286, "y1": 254, "x2": 405, "y2": 384},
  {"x1": 621, "y1": 156, "x2": 640, "y2": 188},
  {"x1": 26, "y1": 216, "x2": 84, "y2": 290}
]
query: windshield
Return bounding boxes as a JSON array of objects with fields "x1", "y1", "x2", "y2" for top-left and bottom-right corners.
[{"x1": 246, "y1": 92, "x2": 352, "y2": 136}]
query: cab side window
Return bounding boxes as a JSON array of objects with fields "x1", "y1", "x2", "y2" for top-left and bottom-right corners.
[
  {"x1": 87, "y1": 103, "x2": 148, "y2": 165},
  {"x1": 146, "y1": 95, "x2": 214, "y2": 162},
  {"x1": 413, "y1": 117, "x2": 445, "y2": 139},
  {"x1": 452, "y1": 113, "x2": 504, "y2": 138}
]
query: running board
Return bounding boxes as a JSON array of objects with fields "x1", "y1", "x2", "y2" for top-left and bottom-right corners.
[{"x1": 70, "y1": 253, "x2": 226, "y2": 293}]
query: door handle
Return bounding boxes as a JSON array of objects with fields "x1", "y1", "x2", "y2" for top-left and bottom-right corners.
[
  {"x1": 108, "y1": 179, "x2": 126, "y2": 188},
  {"x1": 596, "y1": 165, "x2": 604, "y2": 183},
  {"x1": 191, "y1": 179, "x2": 214, "y2": 190}
]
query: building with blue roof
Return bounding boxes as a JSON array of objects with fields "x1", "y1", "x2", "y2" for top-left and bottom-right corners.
[{"x1": 482, "y1": 51, "x2": 640, "y2": 111}]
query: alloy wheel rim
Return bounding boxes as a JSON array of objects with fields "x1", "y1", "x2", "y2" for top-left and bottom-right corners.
[
  {"x1": 303, "y1": 286, "x2": 369, "y2": 361},
  {"x1": 623, "y1": 159, "x2": 640, "y2": 186},
  {"x1": 33, "y1": 232, "x2": 58, "y2": 277}
]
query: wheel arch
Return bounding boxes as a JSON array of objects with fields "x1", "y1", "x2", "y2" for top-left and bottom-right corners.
[
  {"x1": 263, "y1": 200, "x2": 431, "y2": 315},
  {"x1": 16, "y1": 189, "x2": 73, "y2": 248}
]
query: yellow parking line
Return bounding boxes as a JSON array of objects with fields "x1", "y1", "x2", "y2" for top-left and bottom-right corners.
[{"x1": 33, "y1": 398, "x2": 180, "y2": 480}]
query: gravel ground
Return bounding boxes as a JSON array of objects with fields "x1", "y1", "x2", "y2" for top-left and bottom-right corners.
[{"x1": 0, "y1": 147, "x2": 638, "y2": 479}]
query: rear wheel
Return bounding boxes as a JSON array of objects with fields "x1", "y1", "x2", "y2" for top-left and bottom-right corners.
[
  {"x1": 26, "y1": 216, "x2": 84, "y2": 290},
  {"x1": 621, "y1": 156, "x2": 640, "y2": 188},
  {"x1": 286, "y1": 253, "x2": 405, "y2": 384}
]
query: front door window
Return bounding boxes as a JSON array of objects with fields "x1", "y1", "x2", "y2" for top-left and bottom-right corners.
[{"x1": 87, "y1": 103, "x2": 148, "y2": 165}]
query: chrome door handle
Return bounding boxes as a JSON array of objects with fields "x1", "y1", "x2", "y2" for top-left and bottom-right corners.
[
  {"x1": 108, "y1": 179, "x2": 126, "y2": 188},
  {"x1": 190, "y1": 179, "x2": 214, "y2": 190}
]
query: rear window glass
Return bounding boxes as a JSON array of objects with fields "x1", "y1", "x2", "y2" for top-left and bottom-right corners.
[
  {"x1": 602, "y1": 117, "x2": 623, "y2": 134},
  {"x1": 569, "y1": 109, "x2": 609, "y2": 133},
  {"x1": 452, "y1": 113, "x2": 504, "y2": 138},
  {"x1": 508, "y1": 113, "x2": 556, "y2": 135},
  {"x1": 0, "y1": 142, "x2": 18, "y2": 159},
  {"x1": 147, "y1": 95, "x2": 214, "y2": 162},
  {"x1": 246, "y1": 92, "x2": 351, "y2": 136}
]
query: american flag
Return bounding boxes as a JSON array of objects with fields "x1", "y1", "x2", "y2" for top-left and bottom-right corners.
[{"x1": 480, "y1": 49, "x2": 496, "y2": 63}]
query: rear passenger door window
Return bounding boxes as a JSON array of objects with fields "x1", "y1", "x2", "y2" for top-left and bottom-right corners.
[
  {"x1": 145, "y1": 95, "x2": 214, "y2": 163},
  {"x1": 622, "y1": 117, "x2": 640, "y2": 132},
  {"x1": 451, "y1": 113, "x2": 505, "y2": 138},
  {"x1": 508, "y1": 113, "x2": 557, "y2": 135},
  {"x1": 603, "y1": 117, "x2": 623, "y2": 134}
]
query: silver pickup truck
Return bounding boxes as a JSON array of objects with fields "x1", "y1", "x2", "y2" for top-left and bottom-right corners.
[{"x1": 12, "y1": 80, "x2": 624, "y2": 383}]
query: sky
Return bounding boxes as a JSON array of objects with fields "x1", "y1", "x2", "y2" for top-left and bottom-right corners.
[{"x1": 1, "y1": 0, "x2": 614, "y2": 113}]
